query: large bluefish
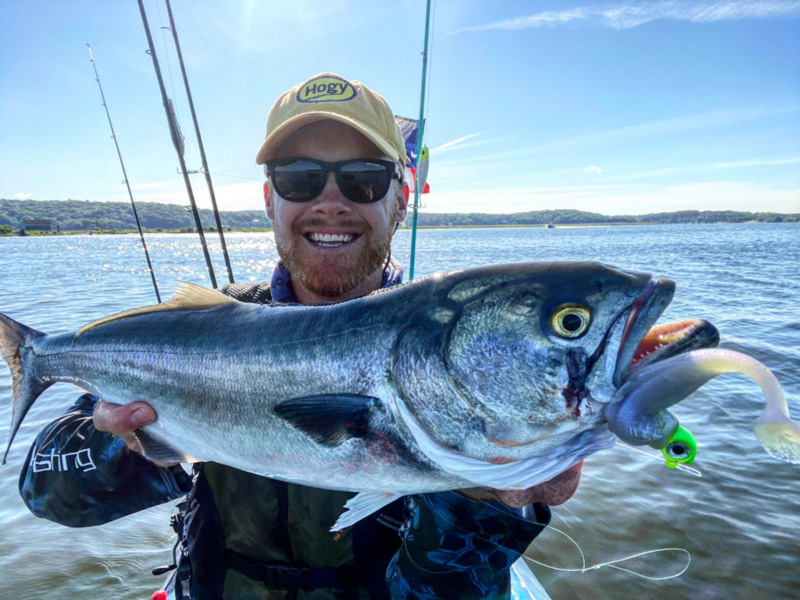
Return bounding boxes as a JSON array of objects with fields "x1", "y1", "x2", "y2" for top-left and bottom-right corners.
[{"x1": 2, "y1": 262, "x2": 798, "y2": 528}]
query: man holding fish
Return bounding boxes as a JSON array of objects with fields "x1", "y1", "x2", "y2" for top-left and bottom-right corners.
[
  {"x1": 15, "y1": 73, "x2": 567, "y2": 599},
  {"x1": 7, "y1": 73, "x2": 797, "y2": 600}
]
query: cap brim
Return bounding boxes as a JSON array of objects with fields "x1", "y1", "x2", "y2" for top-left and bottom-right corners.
[{"x1": 255, "y1": 112, "x2": 401, "y2": 165}]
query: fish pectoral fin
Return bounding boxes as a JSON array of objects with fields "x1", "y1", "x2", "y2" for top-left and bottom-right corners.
[
  {"x1": 77, "y1": 281, "x2": 238, "y2": 336},
  {"x1": 134, "y1": 429, "x2": 198, "y2": 464},
  {"x1": 273, "y1": 394, "x2": 383, "y2": 447},
  {"x1": 330, "y1": 492, "x2": 404, "y2": 532}
]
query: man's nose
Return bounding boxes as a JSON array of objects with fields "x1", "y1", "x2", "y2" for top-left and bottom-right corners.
[{"x1": 312, "y1": 171, "x2": 351, "y2": 215}]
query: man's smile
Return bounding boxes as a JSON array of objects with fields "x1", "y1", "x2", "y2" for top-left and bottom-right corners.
[{"x1": 305, "y1": 231, "x2": 358, "y2": 248}]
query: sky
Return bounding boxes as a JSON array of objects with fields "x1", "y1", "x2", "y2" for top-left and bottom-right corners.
[{"x1": 1, "y1": 0, "x2": 798, "y2": 216}]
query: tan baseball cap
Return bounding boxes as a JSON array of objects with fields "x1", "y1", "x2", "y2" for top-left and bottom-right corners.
[{"x1": 255, "y1": 72, "x2": 406, "y2": 166}]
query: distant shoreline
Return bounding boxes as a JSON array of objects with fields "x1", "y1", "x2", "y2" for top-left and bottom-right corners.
[
  {"x1": 4, "y1": 220, "x2": 792, "y2": 237},
  {"x1": 2, "y1": 198, "x2": 798, "y2": 234}
]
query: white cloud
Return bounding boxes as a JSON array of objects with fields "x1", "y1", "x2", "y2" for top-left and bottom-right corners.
[
  {"x1": 454, "y1": 1, "x2": 800, "y2": 33},
  {"x1": 429, "y1": 104, "x2": 799, "y2": 169},
  {"x1": 714, "y1": 156, "x2": 800, "y2": 169},
  {"x1": 422, "y1": 181, "x2": 799, "y2": 215},
  {"x1": 586, "y1": 165, "x2": 604, "y2": 174},
  {"x1": 601, "y1": 156, "x2": 800, "y2": 182},
  {"x1": 14, "y1": 192, "x2": 32, "y2": 198},
  {"x1": 126, "y1": 179, "x2": 264, "y2": 212},
  {"x1": 430, "y1": 133, "x2": 483, "y2": 155}
]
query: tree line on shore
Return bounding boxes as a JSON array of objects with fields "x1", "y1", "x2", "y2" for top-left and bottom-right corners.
[{"x1": 1, "y1": 198, "x2": 797, "y2": 234}]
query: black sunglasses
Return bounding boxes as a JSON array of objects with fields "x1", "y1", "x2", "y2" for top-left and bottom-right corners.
[{"x1": 264, "y1": 157, "x2": 399, "y2": 204}]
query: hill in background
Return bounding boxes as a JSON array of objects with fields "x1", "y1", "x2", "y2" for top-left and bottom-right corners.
[{"x1": 0, "y1": 198, "x2": 797, "y2": 232}]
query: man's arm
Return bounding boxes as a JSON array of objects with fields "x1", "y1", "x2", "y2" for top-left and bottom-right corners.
[
  {"x1": 19, "y1": 394, "x2": 192, "y2": 527},
  {"x1": 387, "y1": 491, "x2": 551, "y2": 599}
]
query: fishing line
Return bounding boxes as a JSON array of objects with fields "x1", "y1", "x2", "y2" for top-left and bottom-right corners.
[
  {"x1": 424, "y1": 0, "x2": 437, "y2": 132},
  {"x1": 107, "y1": 107, "x2": 168, "y2": 128},
  {"x1": 203, "y1": 171, "x2": 263, "y2": 182},
  {"x1": 154, "y1": 0, "x2": 195, "y2": 173},
  {"x1": 154, "y1": 0, "x2": 178, "y2": 104},
  {"x1": 521, "y1": 524, "x2": 691, "y2": 581},
  {"x1": 416, "y1": 0, "x2": 436, "y2": 215},
  {"x1": 397, "y1": 493, "x2": 691, "y2": 582}
]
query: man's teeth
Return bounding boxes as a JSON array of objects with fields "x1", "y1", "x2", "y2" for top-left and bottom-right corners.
[{"x1": 308, "y1": 233, "x2": 354, "y2": 246}]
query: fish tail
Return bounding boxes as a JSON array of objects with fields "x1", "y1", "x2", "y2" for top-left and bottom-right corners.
[{"x1": 0, "y1": 313, "x2": 52, "y2": 465}]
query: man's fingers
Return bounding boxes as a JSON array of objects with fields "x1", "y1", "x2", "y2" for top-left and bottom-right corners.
[
  {"x1": 117, "y1": 431, "x2": 144, "y2": 455},
  {"x1": 457, "y1": 486, "x2": 552, "y2": 508},
  {"x1": 93, "y1": 399, "x2": 156, "y2": 434},
  {"x1": 92, "y1": 400, "x2": 178, "y2": 465},
  {"x1": 456, "y1": 487, "x2": 529, "y2": 508},
  {"x1": 456, "y1": 461, "x2": 585, "y2": 508}
]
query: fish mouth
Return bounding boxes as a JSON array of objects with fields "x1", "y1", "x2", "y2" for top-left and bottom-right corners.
[
  {"x1": 631, "y1": 318, "x2": 720, "y2": 369},
  {"x1": 614, "y1": 278, "x2": 719, "y2": 387}
]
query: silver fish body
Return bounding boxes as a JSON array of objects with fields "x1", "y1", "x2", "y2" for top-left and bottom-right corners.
[
  {"x1": 4, "y1": 260, "x2": 794, "y2": 515},
  {"x1": 0, "y1": 262, "x2": 668, "y2": 491}
]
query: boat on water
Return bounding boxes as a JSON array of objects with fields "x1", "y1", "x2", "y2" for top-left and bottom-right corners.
[{"x1": 546, "y1": 223, "x2": 556, "y2": 229}]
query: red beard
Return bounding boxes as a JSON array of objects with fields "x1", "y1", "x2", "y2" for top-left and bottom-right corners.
[{"x1": 274, "y1": 217, "x2": 392, "y2": 299}]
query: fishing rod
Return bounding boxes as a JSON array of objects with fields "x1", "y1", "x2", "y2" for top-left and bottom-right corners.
[
  {"x1": 408, "y1": 0, "x2": 433, "y2": 281},
  {"x1": 86, "y1": 44, "x2": 162, "y2": 303},
  {"x1": 164, "y1": 0, "x2": 234, "y2": 284},
  {"x1": 137, "y1": 0, "x2": 218, "y2": 288}
]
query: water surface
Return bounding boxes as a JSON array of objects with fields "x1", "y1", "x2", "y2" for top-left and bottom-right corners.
[{"x1": 1, "y1": 224, "x2": 798, "y2": 598}]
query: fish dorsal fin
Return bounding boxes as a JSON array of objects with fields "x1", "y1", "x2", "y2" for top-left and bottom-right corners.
[{"x1": 77, "y1": 282, "x2": 237, "y2": 335}]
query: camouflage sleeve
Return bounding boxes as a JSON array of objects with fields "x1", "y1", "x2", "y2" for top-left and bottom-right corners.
[
  {"x1": 18, "y1": 394, "x2": 193, "y2": 527},
  {"x1": 386, "y1": 491, "x2": 551, "y2": 599}
]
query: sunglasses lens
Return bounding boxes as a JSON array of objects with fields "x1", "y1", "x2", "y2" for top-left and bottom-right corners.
[
  {"x1": 339, "y1": 161, "x2": 392, "y2": 203},
  {"x1": 271, "y1": 159, "x2": 325, "y2": 201},
  {"x1": 268, "y1": 159, "x2": 394, "y2": 203}
]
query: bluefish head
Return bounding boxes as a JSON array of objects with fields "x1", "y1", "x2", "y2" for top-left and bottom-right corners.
[{"x1": 393, "y1": 261, "x2": 716, "y2": 462}]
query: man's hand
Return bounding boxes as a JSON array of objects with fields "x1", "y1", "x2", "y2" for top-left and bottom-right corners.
[
  {"x1": 458, "y1": 460, "x2": 584, "y2": 507},
  {"x1": 93, "y1": 399, "x2": 176, "y2": 465}
]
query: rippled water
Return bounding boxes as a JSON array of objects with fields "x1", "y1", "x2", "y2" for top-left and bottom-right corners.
[{"x1": 1, "y1": 224, "x2": 799, "y2": 598}]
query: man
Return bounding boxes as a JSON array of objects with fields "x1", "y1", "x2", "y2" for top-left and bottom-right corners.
[{"x1": 20, "y1": 73, "x2": 580, "y2": 599}]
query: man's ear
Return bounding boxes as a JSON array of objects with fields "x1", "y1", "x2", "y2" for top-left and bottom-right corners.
[
  {"x1": 395, "y1": 182, "x2": 409, "y2": 223},
  {"x1": 264, "y1": 182, "x2": 275, "y2": 220}
]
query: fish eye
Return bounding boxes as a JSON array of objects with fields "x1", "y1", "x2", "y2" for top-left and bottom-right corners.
[{"x1": 549, "y1": 303, "x2": 591, "y2": 338}]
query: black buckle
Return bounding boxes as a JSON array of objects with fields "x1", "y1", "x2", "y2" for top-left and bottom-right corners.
[{"x1": 262, "y1": 564, "x2": 310, "y2": 591}]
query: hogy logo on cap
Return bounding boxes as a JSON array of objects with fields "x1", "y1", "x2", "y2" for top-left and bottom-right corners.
[
  {"x1": 256, "y1": 72, "x2": 406, "y2": 166},
  {"x1": 297, "y1": 74, "x2": 357, "y2": 103}
]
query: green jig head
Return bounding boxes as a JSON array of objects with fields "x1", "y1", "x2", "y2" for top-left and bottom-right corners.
[{"x1": 662, "y1": 425, "x2": 697, "y2": 468}]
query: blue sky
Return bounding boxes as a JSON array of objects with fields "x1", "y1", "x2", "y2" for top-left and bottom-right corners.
[{"x1": 1, "y1": 0, "x2": 798, "y2": 215}]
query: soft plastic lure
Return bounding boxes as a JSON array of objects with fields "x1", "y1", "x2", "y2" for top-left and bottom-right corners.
[{"x1": 606, "y1": 348, "x2": 800, "y2": 465}]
